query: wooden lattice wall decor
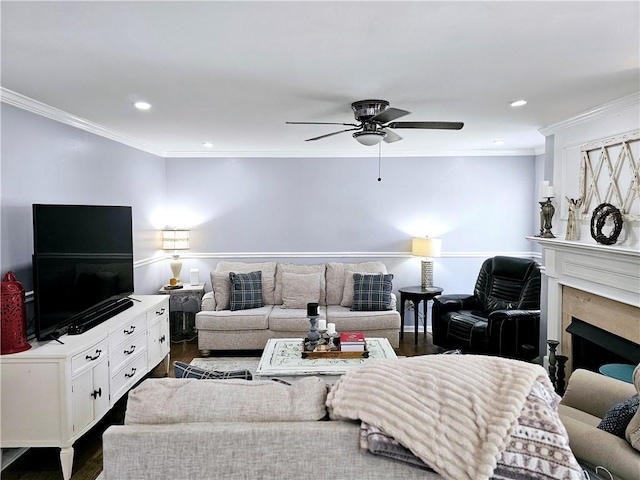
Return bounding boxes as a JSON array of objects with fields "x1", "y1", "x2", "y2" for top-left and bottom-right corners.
[{"x1": 579, "y1": 132, "x2": 640, "y2": 221}]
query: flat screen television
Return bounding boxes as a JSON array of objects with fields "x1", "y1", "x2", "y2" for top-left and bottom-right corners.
[{"x1": 32, "y1": 204, "x2": 135, "y2": 340}]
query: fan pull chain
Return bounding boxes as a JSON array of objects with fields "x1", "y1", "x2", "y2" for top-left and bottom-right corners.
[{"x1": 377, "y1": 142, "x2": 382, "y2": 182}]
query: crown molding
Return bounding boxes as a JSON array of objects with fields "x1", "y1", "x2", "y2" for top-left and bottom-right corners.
[
  {"x1": 1, "y1": 87, "x2": 165, "y2": 157},
  {"x1": 539, "y1": 92, "x2": 640, "y2": 136},
  {"x1": 166, "y1": 148, "x2": 540, "y2": 159}
]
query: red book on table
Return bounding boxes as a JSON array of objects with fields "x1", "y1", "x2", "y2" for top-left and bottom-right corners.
[{"x1": 340, "y1": 331, "x2": 365, "y2": 345}]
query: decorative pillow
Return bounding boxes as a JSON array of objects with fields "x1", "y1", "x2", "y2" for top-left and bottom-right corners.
[
  {"x1": 325, "y1": 261, "x2": 387, "y2": 305},
  {"x1": 229, "y1": 271, "x2": 263, "y2": 311},
  {"x1": 216, "y1": 261, "x2": 277, "y2": 305},
  {"x1": 211, "y1": 271, "x2": 232, "y2": 311},
  {"x1": 275, "y1": 263, "x2": 326, "y2": 305},
  {"x1": 598, "y1": 394, "x2": 640, "y2": 438},
  {"x1": 125, "y1": 376, "x2": 328, "y2": 424},
  {"x1": 173, "y1": 361, "x2": 252, "y2": 380},
  {"x1": 351, "y1": 273, "x2": 393, "y2": 311},
  {"x1": 281, "y1": 272, "x2": 322, "y2": 309},
  {"x1": 341, "y1": 270, "x2": 383, "y2": 307}
]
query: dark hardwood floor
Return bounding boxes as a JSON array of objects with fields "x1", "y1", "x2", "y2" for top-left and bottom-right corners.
[{"x1": 1, "y1": 332, "x2": 440, "y2": 480}]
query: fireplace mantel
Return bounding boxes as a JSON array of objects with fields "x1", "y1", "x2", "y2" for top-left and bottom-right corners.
[{"x1": 528, "y1": 236, "x2": 640, "y2": 358}]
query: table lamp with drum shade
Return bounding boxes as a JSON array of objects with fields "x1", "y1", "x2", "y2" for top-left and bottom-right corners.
[
  {"x1": 411, "y1": 237, "x2": 442, "y2": 288},
  {"x1": 162, "y1": 229, "x2": 190, "y2": 283}
]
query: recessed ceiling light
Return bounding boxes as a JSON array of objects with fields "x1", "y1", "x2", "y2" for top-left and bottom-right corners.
[
  {"x1": 202, "y1": 142, "x2": 214, "y2": 148},
  {"x1": 509, "y1": 100, "x2": 527, "y2": 107},
  {"x1": 493, "y1": 140, "x2": 505, "y2": 145},
  {"x1": 133, "y1": 101, "x2": 151, "y2": 110}
]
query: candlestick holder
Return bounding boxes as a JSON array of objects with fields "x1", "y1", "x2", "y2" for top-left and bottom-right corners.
[
  {"x1": 547, "y1": 340, "x2": 559, "y2": 390},
  {"x1": 306, "y1": 315, "x2": 320, "y2": 351}
]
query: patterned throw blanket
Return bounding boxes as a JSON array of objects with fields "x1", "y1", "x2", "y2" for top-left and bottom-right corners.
[{"x1": 326, "y1": 355, "x2": 582, "y2": 480}]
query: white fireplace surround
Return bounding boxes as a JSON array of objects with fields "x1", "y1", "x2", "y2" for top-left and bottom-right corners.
[{"x1": 530, "y1": 237, "x2": 639, "y2": 359}]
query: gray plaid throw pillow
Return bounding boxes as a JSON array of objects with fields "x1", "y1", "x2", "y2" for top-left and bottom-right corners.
[
  {"x1": 173, "y1": 361, "x2": 252, "y2": 380},
  {"x1": 351, "y1": 273, "x2": 393, "y2": 311},
  {"x1": 229, "y1": 271, "x2": 263, "y2": 310}
]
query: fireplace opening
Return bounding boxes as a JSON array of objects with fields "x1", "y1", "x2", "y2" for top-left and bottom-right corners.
[{"x1": 567, "y1": 318, "x2": 640, "y2": 373}]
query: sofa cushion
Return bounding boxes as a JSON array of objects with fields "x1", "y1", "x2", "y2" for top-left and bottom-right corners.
[
  {"x1": 173, "y1": 361, "x2": 252, "y2": 380},
  {"x1": 626, "y1": 364, "x2": 640, "y2": 451},
  {"x1": 268, "y1": 305, "x2": 327, "y2": 332},
  {"x1": 125, "y1": 376, "x2": 328, "y2": 424},
  {"x1": 325, "y1": 305, "x2": 400, "y2": 331},
  {"x1": 229, "y1": 271, "x2": 264, "y2": 311},
  {"x1": 195, "y1": 306, "x2": 271, "y2": 331},
  {"x1": 211, "y1": 271, "x2": 232, "y2": 311},
  {"x1": 275, "y1": 263, "x2": 326, "y2": 305},
  {"x1": 281, "y1": 271, "x2": 322, "y2": 309},
  {"x1": 352, "y1": 273, "x2": 393, "y2": 311},
  {"x1": 326, "y1": 262, "x2": 388, "y2": 305},
  {"x1": 216, "y1": 261, "x2": 277, "y2": 305}
]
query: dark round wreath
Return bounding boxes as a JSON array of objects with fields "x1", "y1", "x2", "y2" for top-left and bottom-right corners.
[{"x1": 590, "y1": 203, "x2": 623, "y2": 245}]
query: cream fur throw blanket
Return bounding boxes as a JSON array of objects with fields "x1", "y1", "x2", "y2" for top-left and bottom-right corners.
[{"x1": 326, "y1": 355, "x2": 554, "y2": 480}]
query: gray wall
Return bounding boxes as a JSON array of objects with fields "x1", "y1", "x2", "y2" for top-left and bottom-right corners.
[
  {"x1": 0, "y1": 104, "x2": 168, "y2": 298},
  {"x1": 165, "y1": 154, "x2": 539, "y2": 323},
  {"x1": 1, "y1": 103, "x2": 540, "y2": 334}
]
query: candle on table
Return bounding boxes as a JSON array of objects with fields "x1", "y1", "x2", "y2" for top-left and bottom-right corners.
[
  {"x1": 306, "y1": 302, "x2": 319, "y2": 317},
  {"x1": 317, "y1": 319, "x2": 327, "y2": 331},
  {"x1": 327, "y1": 323, "x2": 336, "y2": 335}
]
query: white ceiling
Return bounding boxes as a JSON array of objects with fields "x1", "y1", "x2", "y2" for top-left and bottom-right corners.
[{"x1": 1, "y1": 1, "x2": 639, "y2": 158}]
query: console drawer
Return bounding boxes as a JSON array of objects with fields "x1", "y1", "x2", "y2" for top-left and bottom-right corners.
[
  {"x1": 110, "y1": 350, "x2": 147, "y2": 401},
  {"x1": 148, "y1": 299, "x2": 169, "y2": 323},
  {"x1": 110, "y1": 331, "x2": 147, "y2": 373},
  {"x1": 71, "y1": 339, "x2": 108, "y2": 376},
  {"x1": 109, "y1": 313, "x2": 146, "y2": 347}
]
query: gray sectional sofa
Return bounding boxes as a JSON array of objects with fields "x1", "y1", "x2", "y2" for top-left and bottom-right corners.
[{"x1": 195, "y1": 261, "x2": 401, "y2": 352}]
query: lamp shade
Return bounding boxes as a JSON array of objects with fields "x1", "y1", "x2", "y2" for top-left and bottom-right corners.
[
  {"x1": 412, "y1": 237, "x2": 442, "y2": 258},
  {"x1": 353, "y1": 131, "x2": 386, "y2": 146},
  {"x1": 162, "y1": 229, "x2": 190, "y2": 250}
]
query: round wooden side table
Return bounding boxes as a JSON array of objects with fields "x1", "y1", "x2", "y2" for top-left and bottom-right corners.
[{"x1": 398, "y1": 286, "x2": 444, "y2": 345}]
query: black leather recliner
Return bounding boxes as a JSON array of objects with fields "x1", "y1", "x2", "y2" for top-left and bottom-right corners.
[{"x1": 432, "y1": 256, "x2": 541, "y2": 361}]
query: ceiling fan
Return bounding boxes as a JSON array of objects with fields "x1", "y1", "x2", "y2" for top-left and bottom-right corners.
[{"x1": 286, "y1": 99, "x2": 464, "y2": 146}]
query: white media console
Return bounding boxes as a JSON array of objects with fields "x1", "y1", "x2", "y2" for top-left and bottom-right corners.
[{"x1": 0, "y1": 294, "x2": 170, "y2": 480}]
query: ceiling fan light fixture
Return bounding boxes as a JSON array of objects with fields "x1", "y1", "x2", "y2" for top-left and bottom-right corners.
[{"x1": 353, "y1": 130, "x2": 386, "y2": 146}]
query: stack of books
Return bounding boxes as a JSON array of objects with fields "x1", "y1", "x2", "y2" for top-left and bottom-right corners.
[{"x1": 339, "y1": 331, "x2": 366, "y2": 352}]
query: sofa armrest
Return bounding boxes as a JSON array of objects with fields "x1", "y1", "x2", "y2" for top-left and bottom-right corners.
[
  {"x1": 486, "y1": 309, "x2": 540, "y2": 360},
  {"x1": 201, "y1": 291, "x2": 215, "y2": 311},
  {"x1": 432, "y1": 294, "x2": 481, "y2": 313},
  {"x1": 561, "y1": 368, "x2": 637, "y2": 418}
]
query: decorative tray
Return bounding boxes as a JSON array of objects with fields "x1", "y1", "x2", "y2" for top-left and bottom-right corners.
[{"x1": 301, "y1": 339, "x2": 369, "y2": 359}]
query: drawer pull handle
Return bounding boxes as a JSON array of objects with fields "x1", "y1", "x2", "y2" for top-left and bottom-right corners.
[
  {"x1": 123, "y1": 326, "x2": 136, "y2": 335},
  {"x1": 90, "y1": 388, "x2": 102, "y2": 399},
  {"x1": 156, "y1": 308, "x2": 166, "y2": 315},
  {"x1": 85, "y1": 350, "x2": 102, "y2": 361},
  {"x1": 124, "y1": 345, "x2": 136, "y2": 355},
  {"x1": 159, "y1": 335, "x2": 166, "y2": 343},
  {"x1": 125, "y1": 368, "x2": 137, "y2": 379}
]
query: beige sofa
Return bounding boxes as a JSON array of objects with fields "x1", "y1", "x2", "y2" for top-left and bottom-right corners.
[
  {"x1": 559, "y1": 367, "x2": 640, "y2": 480},
  {"x1": 195, "y1": 261, "x2": 401, "y2": 352}
]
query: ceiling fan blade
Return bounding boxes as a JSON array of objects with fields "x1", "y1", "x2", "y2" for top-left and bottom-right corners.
[
  {"x1": 382, "y1": 128, "x2": 403, "y2": 143},
  {"x1": 286, "y1": 121, "x2": 359, "y2": 127},
  {"x1": 387, "y1": 121, "x2": 464, "y2": 130},
  {"x1": 370, "y1": 107, "x2": 410, "y2": 124},
  {"x1": 305, "y1": 128, "x2": 360, "y2": 142}
]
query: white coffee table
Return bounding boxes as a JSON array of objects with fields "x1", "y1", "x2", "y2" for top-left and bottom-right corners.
[{"x1": 255, "y1": 337, "x2": 397, "y2": 384}]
